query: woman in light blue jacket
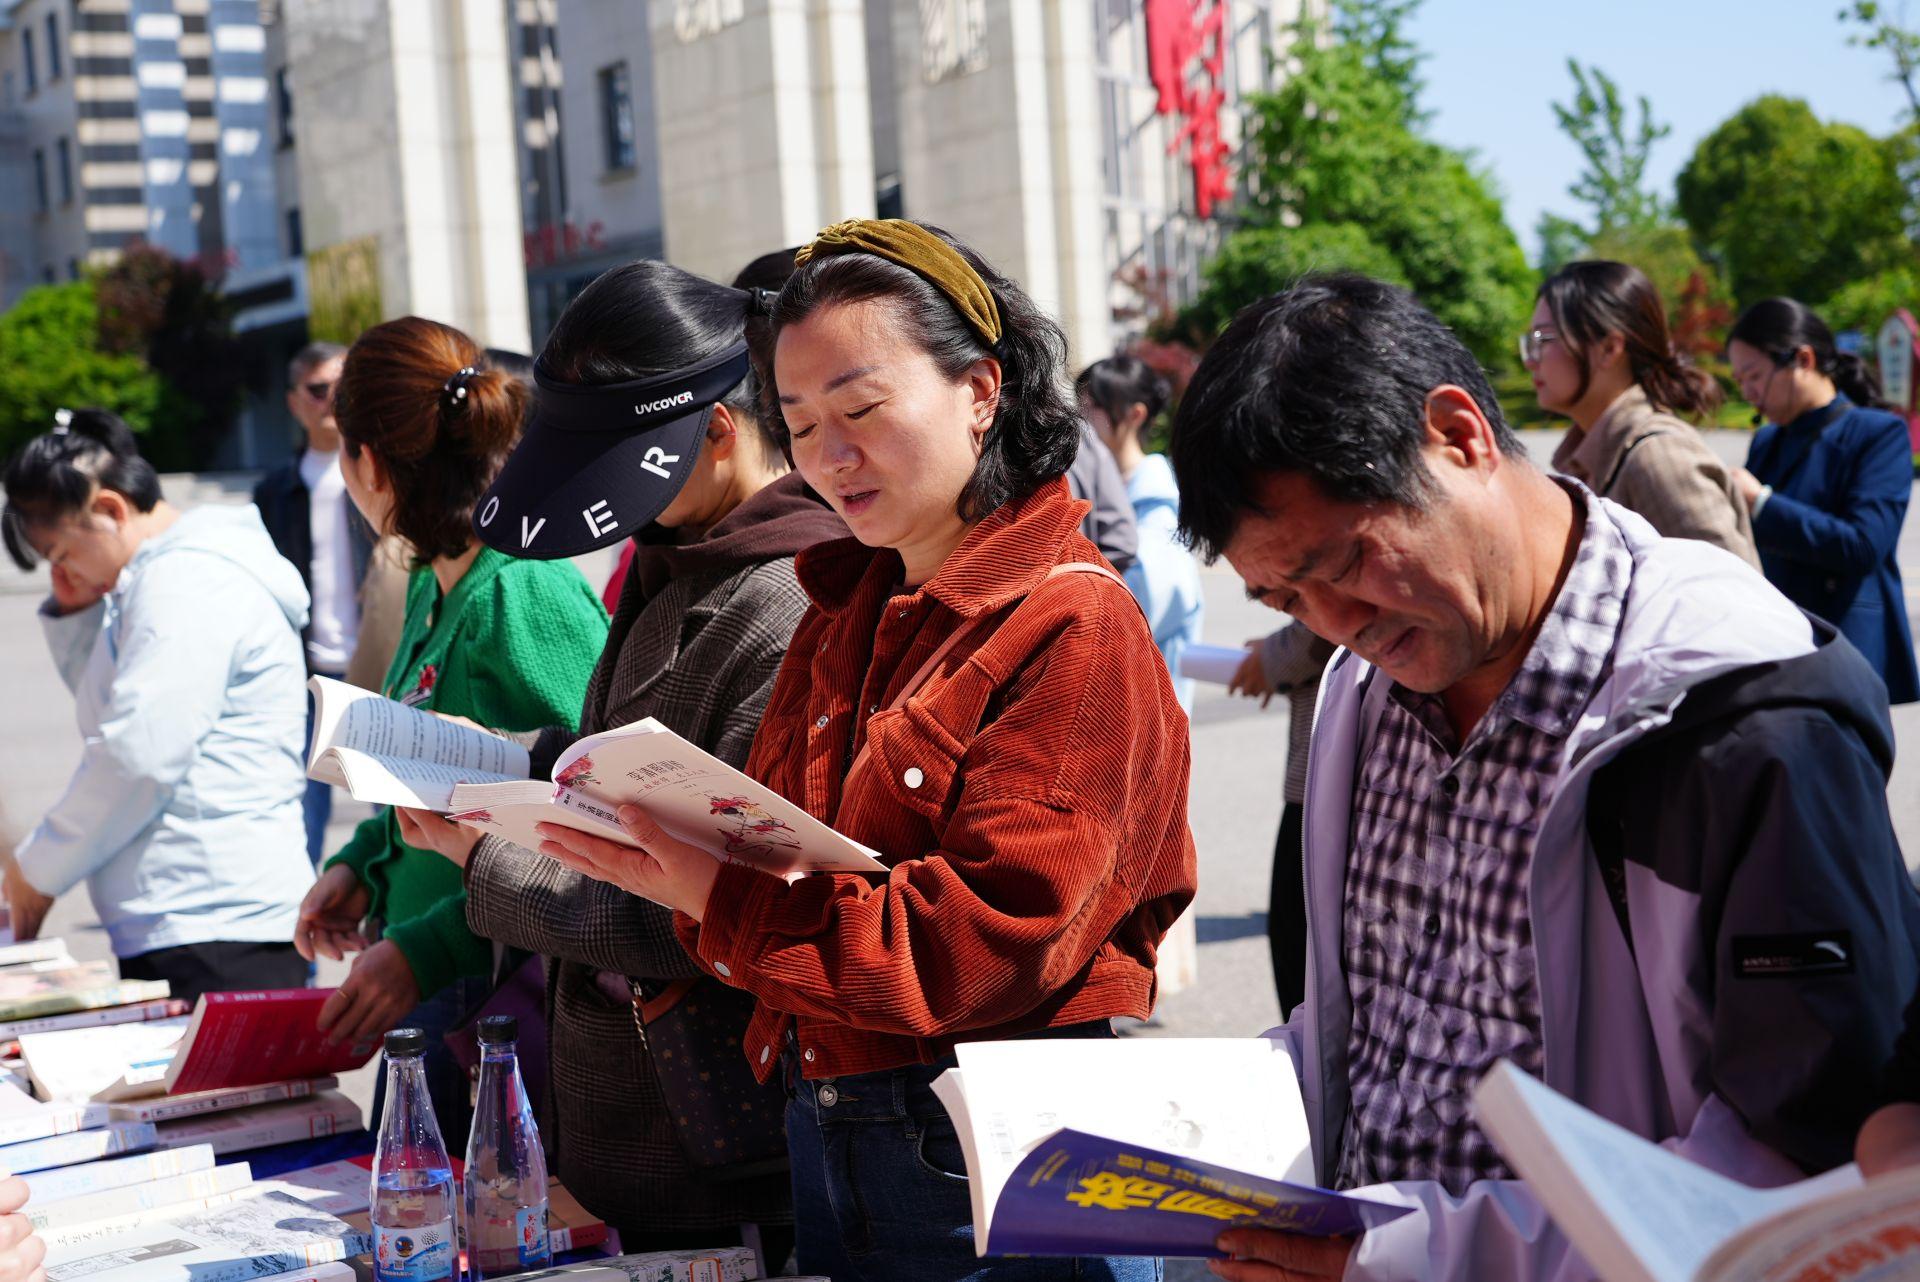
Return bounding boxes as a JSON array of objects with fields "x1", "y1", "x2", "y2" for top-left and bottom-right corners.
[
  {"x1": 1077, "y1": 356, "x2": 1205, "y2": 710},
  {"x1": 1, "y1": 411, "x2": 314, "y2": 1003}
]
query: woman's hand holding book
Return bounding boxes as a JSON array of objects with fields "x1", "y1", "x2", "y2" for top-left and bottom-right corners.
[{"x1": 535, "y1": 804, "x2": 723, "y2": 922}]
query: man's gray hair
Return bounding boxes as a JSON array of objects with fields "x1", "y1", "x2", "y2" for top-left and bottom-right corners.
[{"x1": 288, "y1": 340, "x2": 347, "y2": 385}]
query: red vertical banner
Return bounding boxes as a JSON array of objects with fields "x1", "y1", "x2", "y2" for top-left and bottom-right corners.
[{"x1": 1144, "y1": 0, "x2": 1234, "y2": 219}]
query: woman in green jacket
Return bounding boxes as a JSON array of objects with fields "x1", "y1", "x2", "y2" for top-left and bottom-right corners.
[{"x1": 293, "y1": 316, "x2": 607, "y2": 1144}]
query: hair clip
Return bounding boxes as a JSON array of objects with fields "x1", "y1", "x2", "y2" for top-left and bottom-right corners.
[
  {"x1": 52, "y1": 408, "x2": 72, "y2": 434},
  {"x1": 442, "y1": 366, "x2": 478, "y2": 409}
]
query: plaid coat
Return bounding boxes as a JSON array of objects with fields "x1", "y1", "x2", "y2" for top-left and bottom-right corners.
[{"x1": 464, "y1": 543, "x2": 815, "y2": 1234}]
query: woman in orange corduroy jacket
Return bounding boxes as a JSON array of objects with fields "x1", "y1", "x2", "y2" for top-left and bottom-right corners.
[{"x1": 535, "y1": 220, "x2": 1197, "y2": 1281}]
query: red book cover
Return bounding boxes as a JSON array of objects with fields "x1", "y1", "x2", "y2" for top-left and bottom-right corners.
[{"x1": 163, "y1": 989, "x2": 380, "y2": 1095}]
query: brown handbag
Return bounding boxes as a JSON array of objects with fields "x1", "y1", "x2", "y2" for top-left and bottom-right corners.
[{"x1": 622, "y1": 974, "x2": 791, "y2": 1181}]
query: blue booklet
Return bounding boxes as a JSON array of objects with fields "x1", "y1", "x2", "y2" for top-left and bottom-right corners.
[{"x1": 931, "y1": 1036, "x2": 1411, "y2": 1260}]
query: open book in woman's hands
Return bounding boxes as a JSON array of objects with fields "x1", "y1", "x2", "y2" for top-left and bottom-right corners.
[{"x1": 305, "y1": 676, "x2": 887, "y2": 881}]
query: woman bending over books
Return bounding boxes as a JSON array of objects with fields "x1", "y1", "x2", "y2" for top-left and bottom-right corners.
[
  {"x1": 292, "y1": 319, "x2": 607, "y2": 1146},
  {"x1": 1, "y1": 411, "x2": 313, "y2": 1003},
  {"x1": 396, "y1": 255, "x2": 843, "y2": 1259},
  {"x1": 533, "y1": 219, "x2": 1199, "y2": 1282}
]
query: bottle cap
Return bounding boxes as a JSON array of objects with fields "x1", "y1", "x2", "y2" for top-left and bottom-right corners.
[
  {"x1": 477, "y1": 1014, "x2": 518, "y2": 1043},
  {"x1": 384, "y1": 1027, "x2": 427, "y2": 1057}
]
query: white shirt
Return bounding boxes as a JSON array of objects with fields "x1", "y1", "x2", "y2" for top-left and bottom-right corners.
[{"x1": 299, "y1": 448, "x2": 360, "y2": 673}]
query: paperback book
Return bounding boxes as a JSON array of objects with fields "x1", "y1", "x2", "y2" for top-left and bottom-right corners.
[
  {"x1": 29, "y1": 1161, "x2": 255, "y2": 1235},
  {"x1": 17, "y1": 1017, "x2": 188, "y2": 1102},
  {"x1": 0, "y1": 962, "x2": 170, "y2": 1022},
  {"x1": 930, "y1": 1036, "x2": 1409, "y2": 1259},
  {"x1": 0, "y1": 1120, "x2": 155, "y2": 1174},
  {"x1": 164, "y1": 989, "x2": 377, "y2": 1094},
  {"x1": 19, "y1": 1143, "x2": 216, "y2": 1205},
  {"x1": 0, "y1": 997, "x2": 188, "y2": 1050},
  {"x1": 0, "y1": 1088, "x2": 109, "y2": 1146},
  {"x1": 111, "y1": 1076, "x2": 337, "y2": 1123},
  {"x1": 1474, "y1": 1060, "x2": 1920, "y2": 1282},
  {"x1": 40, "y1": 1188, "x2": 370, "y2": 1282},
  {"x1": 308, "y1": 675, "x2": 887, "y2": 880},
  {"x1": 151, "y1": 1091, "x2": 362, "y2": 1157}
]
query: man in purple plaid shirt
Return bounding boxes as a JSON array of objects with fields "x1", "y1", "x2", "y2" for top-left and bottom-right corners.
[{"x1": 1168, "y1": 273, "x2": 1920, "y2": 1282}]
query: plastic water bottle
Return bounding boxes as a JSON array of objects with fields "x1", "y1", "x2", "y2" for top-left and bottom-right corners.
[
  {"x1": 463, "y1": 1014, "x2": 549, "y2": 1279},
  {"x1": 371, "y1": 1028, "x2": 457, "y2": 1282}
]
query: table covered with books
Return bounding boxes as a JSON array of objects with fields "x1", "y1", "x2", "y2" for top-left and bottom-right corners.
[{"x1": 0, "y1": 937, "x2": 779, "y2": 1282}]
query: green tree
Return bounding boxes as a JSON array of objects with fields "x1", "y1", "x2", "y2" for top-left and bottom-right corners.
[
  {"x1": 1840, "y1": 1, "x2": 1920, "y2": 124},
  {"x1": 1536, "y1": 60, "x2": 1672, "y2": 266},
  {"x1": 1676, "y1": 95, "x2": 1911, "y2": 306},
  {"x1": 1821, "y1": 263, "x2": 1920, "y2": 334},
  {"x1": 94, "y1": 245, "x2": 242, "y2": 469},
  {"x1": 0, "y1": 283, "x2": 165, "y2": 463},
  {"x1": 1199, "y1": 0, "x2": 1533, "y2": 367}
]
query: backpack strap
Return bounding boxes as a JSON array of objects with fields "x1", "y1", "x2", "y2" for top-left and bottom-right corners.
[{"x1": 844, "y1": 561, "x2": 1129, "y2": 784}]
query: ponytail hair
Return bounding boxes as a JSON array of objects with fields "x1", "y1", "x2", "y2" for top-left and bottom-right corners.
[
  {"x1": 1075, "y1": 354, "x2": 1173, "y2": 442},
  {"x1": 1728, "y1": 297, "x2": 1888, "y2": 409},
  {"x1": 1537, "y1": 260, "x2": 1722, "y2": 421},
  {"x1": 333, "y1": 316, "x2": 525, "y2": 563},
  {"x1": 3, "y1": 409, "x2": 161, "y2": 571},
  {"x1": 770, "y1": 222, "x2": 1079, "y2": 522}
]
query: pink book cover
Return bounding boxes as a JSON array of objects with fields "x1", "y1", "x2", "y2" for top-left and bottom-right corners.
[{"x1": 163, "y1": 990, "x2": 379, "y2": 1096}]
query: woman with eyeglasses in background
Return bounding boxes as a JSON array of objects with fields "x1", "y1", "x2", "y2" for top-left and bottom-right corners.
[
  {"x1": 1727, "y1": 297, "x2": 1918, "y2": 704},
  {"x1": 1523, "y1": 260, "x2": 1757, "y2": 565}
]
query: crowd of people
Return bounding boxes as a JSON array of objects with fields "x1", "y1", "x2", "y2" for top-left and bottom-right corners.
[{"x1": 0, "y1": 217, "x2": 1916, "y2": 1281}]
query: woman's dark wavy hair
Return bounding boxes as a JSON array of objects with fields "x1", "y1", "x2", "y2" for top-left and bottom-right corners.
[
  {"x1": 768, "y1": 222, "x2": 1079, "y2": 523},
  {"x1": 1728, "y1": 297, "x2": 1889, "y2": 410},
  {"x1": 1537, "y1": 260, "x2": 1722, "y2": 420},
  {"x1": 3, "y1": 410, "x2": 161, "y2": 570},
  {"x1": 1170, "y1": 272, "x2": 1521, "y2": 562},
  {"x1": 540, "y1": 258, "x2": 781, "y2": 458},
  {"x1": 1076, "y1": 355, "x2": 1172, "y2": 442}
]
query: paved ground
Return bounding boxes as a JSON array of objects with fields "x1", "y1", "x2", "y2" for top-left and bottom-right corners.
[{"x1": 1, "y1": 434, "x2": 1916, "y2": 1275}]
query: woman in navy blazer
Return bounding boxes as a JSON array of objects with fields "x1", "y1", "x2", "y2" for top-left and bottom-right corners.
[{"x1": 1729, "y1": 297, "x2": 1918, "y2": 704}]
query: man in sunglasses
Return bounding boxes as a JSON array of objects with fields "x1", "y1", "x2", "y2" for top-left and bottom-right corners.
[{"x1": 252, "y1": 341, "x2": 397, "y2": 863}]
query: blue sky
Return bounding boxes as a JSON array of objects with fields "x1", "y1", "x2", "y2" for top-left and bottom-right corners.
[{"x1": 1405, "y1": 0, "x2": 1914, "y2": 260}]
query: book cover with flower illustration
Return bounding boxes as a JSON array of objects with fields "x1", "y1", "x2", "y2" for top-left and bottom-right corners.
[{"x1": 440, "y1": 717, "x2": 889, "y2": 882}]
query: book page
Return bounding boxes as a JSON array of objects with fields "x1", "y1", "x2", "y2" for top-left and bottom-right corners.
[
  {"x1": 306, "y1": 675, "x2": 528, "y2": 794},
  {"x1": 1474, "y1": 1062, "x2": 1822, "y2": 1282},
  {"x1": 1699, "y1": 1165, "x2": 1920, "y2": 1282},
  {"x1": 531, "y1": 717, "x2": 888, "y2": 876},
  {"x1": 1178, "y1": 644, "x2": 1253, "y2": 685},
  {"x1": 938, "y1": 1037, "x2": 1313, "y2": 1247},
  {"x1": 320, "y1": 747, "x2": 524, "y2": 811}
]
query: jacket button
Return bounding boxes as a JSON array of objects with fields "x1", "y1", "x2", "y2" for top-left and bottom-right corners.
[
  {"x1": 1389, "y1": 1050, "x2": 1406, "y2": 1073},
  {"x1": 903, "y1": 767, "x2": 925, "y2": 789},
  {"x1": 1424, "y1": 914, "x2": 1440, "y2": 937},
  {"x1": 814, "y1": 714, "x2": 830, "y2": 730},
  {"x1": 759, "y1": 1045, "x2": 770, "y2": 1066},
  {"x1": 714, "y1": 961, "x2": 732, "y2": 978},
  {"x1": 803, "y1": 1047, "x2": 816, "y2": 1063},
  {"x1": 818, "y1": 1084, "x2": 838, "y2": 1107}
]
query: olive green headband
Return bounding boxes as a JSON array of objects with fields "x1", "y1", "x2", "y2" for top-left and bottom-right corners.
[{"x1": 794, "y1": 218, "x2": 1003, "y2": 348}]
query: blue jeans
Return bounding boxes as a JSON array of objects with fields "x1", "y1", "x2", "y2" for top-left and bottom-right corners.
[
  {"x1": 786, "y1": 1027, "x2": 1163, "y2": 1282},
  {"x1": 368, "y1": 975, "x2": 491, "y2": 1157}
]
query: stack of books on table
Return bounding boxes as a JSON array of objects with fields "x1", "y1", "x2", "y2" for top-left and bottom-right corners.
[{"x1": 0, "y1": 968, "x2": 378, "y2": 1280}]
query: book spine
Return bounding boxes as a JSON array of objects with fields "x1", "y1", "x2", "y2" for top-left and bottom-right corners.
[
  {"x1": 0, "y1": 1102, "x2": 108, "y2": 1146},
  {"x1": 546, "y1": 1221, "x2": 609, "y2": 1254},
  {"x1": 154, "y1": 1100, "x2": 361, "y2": 1157},
  {"x1": 113, "y1": 1078, "x2": 327, "y2": 1123},
  {"x1": 0, "y1": 998, "x2": 184, "y2": 1044},
  {"x1": 0, "y1": 1121, "x2": 156, "y2": 1173},
  {"x1": 20, "y1": 1143, "x2": 215, "y2": 1202},
  {"x1": 27, "y1": 1163, "x2": 253, "y2": 1230},
  {"x1": 0, "y1": 981, "x2": 173, "y2": 1022}
]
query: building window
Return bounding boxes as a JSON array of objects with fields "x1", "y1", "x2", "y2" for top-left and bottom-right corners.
[
  {"x1": 598, "y1": 62, "x2": 635, "y2": 173},
  {"x1": 22, "y1": 27, "x2": 37, "y2": 95},
  {"x1": 275, "y1": 67, "x2": 294, "y2": 147},
  {"x1": 42, "y1": 265, "x2": 55, "y2": 284},
  {"x1": 45, "y1": 12, "x2": 60, "y2": 80},
  {"x1": 66, "y1": 258, "x2": 79, "y2": 280},
  {"x1": 56, "y1": 137, "x2": 72, "y2": 204},
  {"x1": 921, "y1": 0, "x2": 988, "y2": 84},
  {"x1": 32, "y1": 148, "x2": 48, "y2": 212},
  {"x1": 285, "y1": 207, "x2": 303, "y2": 258}
]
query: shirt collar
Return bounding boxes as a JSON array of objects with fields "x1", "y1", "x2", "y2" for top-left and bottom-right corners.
[
  {"x1": 795, "y1": 476, "x2": 1088, "y2": 619},
  {"x1": 1392, "y1": 480, "x2": 1628, "y2": 742}
]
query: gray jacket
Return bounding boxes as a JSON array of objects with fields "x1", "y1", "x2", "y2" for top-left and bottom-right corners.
[
  {"x1": 1286, "y1": 498, "x2": 1920, "y2": 1280},
  {"x1": 1066, "y1": 422, "x2": 1139, "y2": 574}
]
